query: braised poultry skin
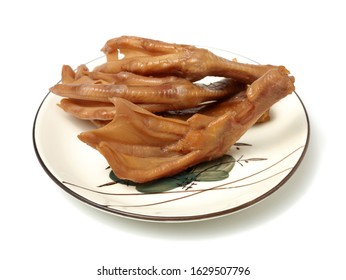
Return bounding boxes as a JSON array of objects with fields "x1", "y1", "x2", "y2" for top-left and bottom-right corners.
[{"x1": 50, "y1": 36, "x2": 295, "y2": 183}]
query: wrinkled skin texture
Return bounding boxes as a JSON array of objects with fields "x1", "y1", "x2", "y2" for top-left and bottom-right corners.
[
  {"x1": 52, "y1": 76, "x2": 246, "y2": 114},
  {"x1": 50, "y1": 36, "x2": 295, "y2": 183},
  {"x1": 97, "y1": 36, "x2": 285, "y2": 83},
  {"x1": 50, "y1": 36, "x2": 286, "y2": 122},
  {"x1": 78, "y1": 69, "x2": 294, "y2": 183}
]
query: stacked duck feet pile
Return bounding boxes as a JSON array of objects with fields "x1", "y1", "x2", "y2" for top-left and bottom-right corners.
[{"x1": 50, "y1": 36, "x2": 295, "y2": 183}]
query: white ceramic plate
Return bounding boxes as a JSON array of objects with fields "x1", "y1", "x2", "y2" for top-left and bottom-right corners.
[{"x1": 33, "y1": 49, "x2": 309, "y2": 222}]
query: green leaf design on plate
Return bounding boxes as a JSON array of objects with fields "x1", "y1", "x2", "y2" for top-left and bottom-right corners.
[
  {"x1": 109, "y1": 154, "x2": 235, "y2": 193},
  {"x1": 193, "y1": 154, "x2": 235, "y2": 181},
  {"x1": 194, "y1": 170, "x2": 230, "y2": 181},
  {"x1": 109, "y1": 170, "x2": 196, "y2": 193}
]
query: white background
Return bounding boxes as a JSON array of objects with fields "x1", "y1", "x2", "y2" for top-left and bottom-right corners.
[{"x1": 1, "y1": 0, "x2": 345, "y2": 279}]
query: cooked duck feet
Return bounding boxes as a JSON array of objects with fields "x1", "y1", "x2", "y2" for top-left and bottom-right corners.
[
  {"x1": 51, "y1": 76, "x2": 246, "y2": 112},
  {"x1": 96, "y1": 36, "x2": 287, "y2": 83},
  {"x1": 78, "y1": 68, "x2": 294, "y2": 183}
]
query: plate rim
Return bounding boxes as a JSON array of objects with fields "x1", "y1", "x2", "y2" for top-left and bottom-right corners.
[{"x1": 32, "y1": 51, "x2": 310, "y2": 222}]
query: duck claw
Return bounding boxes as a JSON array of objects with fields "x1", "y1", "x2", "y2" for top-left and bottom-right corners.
[
  {"x1": 50, "y1": 36, "x2": 295, "y2": 183},
  {"x1": 78, "y1": 69, "x2": 294, "y2": 183}
]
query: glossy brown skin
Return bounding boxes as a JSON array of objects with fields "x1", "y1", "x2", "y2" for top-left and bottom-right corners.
[
  {"x1": 51, "y1": 36, "x2": 294, "y2": 183},
  {"x1": 51, "y1": 77, "x2": 246, "y2": 113},
  {"x1": 51, "y1": 36, "x2": 285, "y2": 121},
  {"x1": 97, "y1": 36, "x2": 286, "y2": 83},
  {"x1": 78, "y1": 69, "x2": 294, "y2": 183}
]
